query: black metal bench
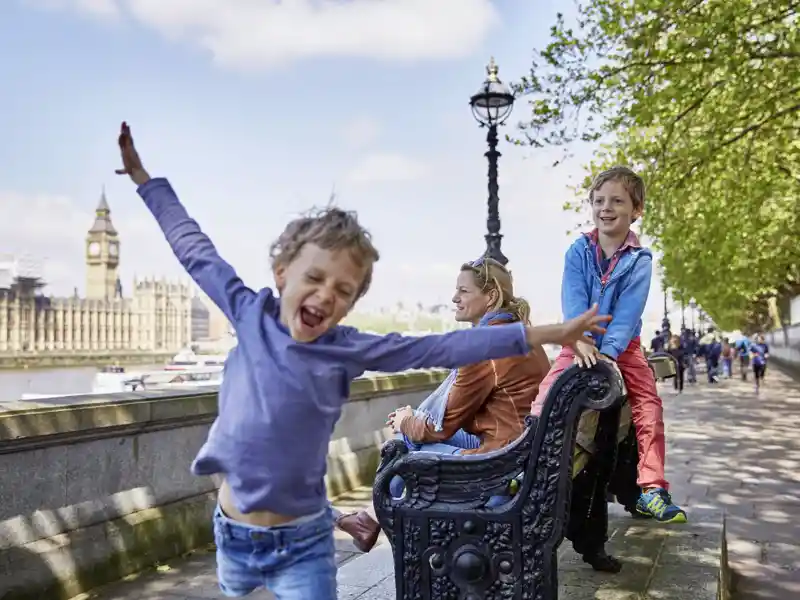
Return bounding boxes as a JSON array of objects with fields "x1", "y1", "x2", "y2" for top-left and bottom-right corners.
[{"x1": 372, "y1": 362, "x2": 626, "y2": 600}]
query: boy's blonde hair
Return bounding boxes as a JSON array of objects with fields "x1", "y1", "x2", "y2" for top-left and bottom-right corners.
[
  {"x1": 269, "y1": 207, "x2": 379, "y2": 299},
  {"x1": 461, "y1": 257, "x2": 531, "y2": 325},
  {"x1": 589, "y1": 166, "x2": 646, "y2": 212}
]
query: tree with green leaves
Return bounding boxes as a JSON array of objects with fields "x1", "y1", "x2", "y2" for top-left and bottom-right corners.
[{"x1": 511, "y1": 0, "x2": 799, "y2": 331}]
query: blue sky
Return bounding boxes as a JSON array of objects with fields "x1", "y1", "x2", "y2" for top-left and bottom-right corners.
[{"x1": 0, "y1": 0, "x2": 676, "y2": 330}]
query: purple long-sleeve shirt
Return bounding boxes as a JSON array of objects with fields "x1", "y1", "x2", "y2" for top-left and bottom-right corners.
[{"x1": 138, "y1": 178, "x2": 530, "y2": 516}]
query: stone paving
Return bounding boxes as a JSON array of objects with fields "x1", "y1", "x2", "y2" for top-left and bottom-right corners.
[
  {"x1": 75, "y1": 365, "x2": 800, "y2": 599},
  {"x1": 662, "y1": 365, "x2": 800, "y2": 599}
]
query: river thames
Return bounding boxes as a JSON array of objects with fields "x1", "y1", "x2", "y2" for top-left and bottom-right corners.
[
  {"x1": 0, "y1": 344, "x2": 560, "y2": 404},
  {"x1": 0, "y1": 365, "x2": 161, "y2": 403}
]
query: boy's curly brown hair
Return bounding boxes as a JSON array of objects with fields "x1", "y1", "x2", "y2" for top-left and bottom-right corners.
[{"x1": 269, "y1": 207, "x2": 379, "y2": 299}]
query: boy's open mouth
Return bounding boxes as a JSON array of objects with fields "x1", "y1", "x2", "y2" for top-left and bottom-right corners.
[{"x1": 299, "y1": 306, "x2": 325, "y2": 329}]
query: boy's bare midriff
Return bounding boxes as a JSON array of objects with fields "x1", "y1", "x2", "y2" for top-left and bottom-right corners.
[{"x1": 218, "y1": 479, "x2": 298, "y2": 527}]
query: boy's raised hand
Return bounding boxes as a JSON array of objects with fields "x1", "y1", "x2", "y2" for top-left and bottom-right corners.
[
  {"x1": 115, "y1": 122, "x2": 150, "y2": 186},
  {"x1": 559, "y1": 304, "x2": 611, "y2": 350},
  {"x1": 525, "y1": 304, "x2": 611, "y2": 351}
]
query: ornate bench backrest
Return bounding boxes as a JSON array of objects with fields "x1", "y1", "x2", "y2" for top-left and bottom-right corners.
[{"x1": 372, "y1": 362, "x2": 625, "y2": 600}]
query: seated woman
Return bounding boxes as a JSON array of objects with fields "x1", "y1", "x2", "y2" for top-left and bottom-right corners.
[{"x1": 335, "y1": 256, "x2": 550, "y2": 550}]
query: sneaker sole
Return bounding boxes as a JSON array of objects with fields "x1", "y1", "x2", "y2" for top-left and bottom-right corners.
[{"x1": 636, "y1": 508, "x2": 688, "y2": 524}]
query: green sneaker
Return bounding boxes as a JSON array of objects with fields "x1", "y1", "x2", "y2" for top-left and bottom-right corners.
[{"x1": 635, "y1": 488, "x2": 687, "y2": 523}]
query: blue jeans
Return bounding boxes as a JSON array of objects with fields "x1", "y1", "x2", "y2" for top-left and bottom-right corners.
[
  {"x1": 400, "y1": 427, "x2": 481, "y2": 452},
  {"x1": 213, "y1": 505, "x2": 337, "y2": 599},
  {"x1": 390, "y1": 430, "x2": 485, "y2": 498},
  {"x1": 707, "y1": 358, "x2": 719, "y2": 383},
  {"x1": 722, "y1": 358, "x2": 732, "y2": 378},
  {"x1": 687, "y1": 355, "x2": 697, "y2": 382}
]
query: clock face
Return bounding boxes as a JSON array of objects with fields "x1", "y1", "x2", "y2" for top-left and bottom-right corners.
[
  {"x1": 88, "y1": 242, "x2": 101, "y2": 257},
  {"x1": 109, "y1": 243, "x2": 118, "y2": 257}
]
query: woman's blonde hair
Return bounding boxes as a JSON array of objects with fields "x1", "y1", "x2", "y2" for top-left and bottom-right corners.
[
  {"x1": 460, "y1": 257, "x2": 531, "y2": 325},
  {"x1": 669, "y1": 334, "x2": 681, "y2": 350}
]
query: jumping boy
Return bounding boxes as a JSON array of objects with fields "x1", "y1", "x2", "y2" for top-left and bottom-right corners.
[
  {"x1": 115, "y1": 123, "x2": 610, "y2": 599},
  {"x1": 531, "y1": 166, "x2": 687, "y2": 525}
]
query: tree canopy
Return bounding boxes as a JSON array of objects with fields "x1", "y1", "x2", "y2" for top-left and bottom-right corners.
[{"x1": 512, "y1": 0, "x2": 799, "y2": 331}]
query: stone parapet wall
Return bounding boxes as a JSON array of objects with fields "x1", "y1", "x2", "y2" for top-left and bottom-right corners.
[
  {"x1": 767, "y1": 323, "x2": 800, "y2": 371},
  {"x1": 0, "y1": 369, "x2": 446, "y2": 599}
]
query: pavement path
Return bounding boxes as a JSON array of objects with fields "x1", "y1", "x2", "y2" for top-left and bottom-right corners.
[
  {"x1": 662, "y1": 364, "x2": 800, "y2": 599},
  {"x1": 73, "y1": 365, "x2": 800, "y2": 599}
]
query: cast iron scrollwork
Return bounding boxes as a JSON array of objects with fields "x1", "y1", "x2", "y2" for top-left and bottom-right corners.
[{"x1": 373, "y1": 362, "x2": 625, "y2": 600}]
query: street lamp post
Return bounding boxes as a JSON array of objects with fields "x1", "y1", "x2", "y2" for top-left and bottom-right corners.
[
  {"x1": 470, "y1": 57, "x2": 515, "y2": 265},
  {"x1": 662, "y1": 288, "x2": 671, "y2": 335},
  {"x1": 680, "y1": 292, "x2": 686, "y2": 330},
  {"x1": 689, "y1": 298, "x2": 697, "y2": 332}
]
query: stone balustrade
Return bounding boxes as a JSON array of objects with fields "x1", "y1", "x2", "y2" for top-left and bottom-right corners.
[{"x1": 0, "y1": 369, "x2": 447, "y2": 600}]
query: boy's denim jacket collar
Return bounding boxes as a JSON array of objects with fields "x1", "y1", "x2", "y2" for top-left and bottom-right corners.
[{"x1": 562, "y1": 228, "x2": 653, "y2": 360}]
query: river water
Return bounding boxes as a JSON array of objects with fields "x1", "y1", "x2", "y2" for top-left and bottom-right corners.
[
  {"x1": 0, "y1": 366, "x2": 160, "y2": 403},
  {"x1": 0, "y1": 344, "x2": 561, "y2": 404}
]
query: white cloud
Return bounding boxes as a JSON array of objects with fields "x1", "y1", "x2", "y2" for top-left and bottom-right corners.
[
  {"x1": 27, "y1": 0, "x2": 500, "y2": 70},
  {"x1": 345, "y1": 153, "x2": 428, "y2": 185},
  {"x1": 341, "y1": 116, "x2": 381, "y2": 149}
]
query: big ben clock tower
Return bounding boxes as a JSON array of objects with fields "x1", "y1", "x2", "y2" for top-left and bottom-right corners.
[{"x1": 85, "y1": 189, "x2": 120, "y2": 300}]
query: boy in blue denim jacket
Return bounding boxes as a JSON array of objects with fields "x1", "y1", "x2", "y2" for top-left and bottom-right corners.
[
  {"x1": 115, "y1": 123, "x2": 610, "y2": 599},
  {"x1": 532, "y1": 166, "x2": 687, "y2": 525}
]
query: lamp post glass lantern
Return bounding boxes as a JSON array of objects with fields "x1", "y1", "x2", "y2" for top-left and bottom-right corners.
[{"x1": 470, "y1": 57, "x2": 515, "y2": 265}]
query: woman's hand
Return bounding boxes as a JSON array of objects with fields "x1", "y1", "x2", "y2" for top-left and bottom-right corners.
[
  {"x1": 573, "y1": 339, "x2": 599, "y2": 368},
  {"x1": 386, "y1": 405, "x2": 414, "y2": 433},
  {"x1": 115, "y1": 122, "x2": 151, "y2": 186}
]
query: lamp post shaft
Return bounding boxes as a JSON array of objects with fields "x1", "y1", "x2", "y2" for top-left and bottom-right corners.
[
  {"x1": 681, "y1": 296, "x2": 686, "y2": 330},
  {"x1": 484, "y1": 124, "x2": 507, "y2": 265},
  {"x1": 661, "y1": 289, "x2": 670, "y2": 334}
]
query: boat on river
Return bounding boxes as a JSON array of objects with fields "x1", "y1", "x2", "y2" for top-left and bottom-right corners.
[{"x1": 18, "y1": 349, "x2": 227, "y2": 401}]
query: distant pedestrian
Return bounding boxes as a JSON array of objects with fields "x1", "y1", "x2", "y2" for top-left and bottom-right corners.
[
  {"x1": 682, "y1": 328, "x2": 698, "y2": 384},
  {"x1": 702, "y1": 329, "x2": 721, "y2": 383},
  {"x1": 650, "y1": 330, "x2": 664, "y2": 353},
  {"x1": 750, "y1": 334, "x2": 770, "y2": 393},
  {"x1": 667, "y1": 335, "x2": 684, "y2": 393},
  {"x1": 721, "y1": 338, "x2": 733, "y2": 378},
  {"x1": 735, "y1": 337, "x2": 751, "y2": 380}
]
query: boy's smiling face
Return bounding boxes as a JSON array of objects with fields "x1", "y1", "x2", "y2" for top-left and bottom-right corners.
[
  {"x1": 591, "y1": 179, "x2": 642, "y2": 237},
  {"x1": 273, "y1": 243, "x2": 367, "y2": 342}
]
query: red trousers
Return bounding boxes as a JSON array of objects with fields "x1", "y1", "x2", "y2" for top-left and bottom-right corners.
[{"x1": 532, "y1": 338, "x2": 668, "y2": 490}]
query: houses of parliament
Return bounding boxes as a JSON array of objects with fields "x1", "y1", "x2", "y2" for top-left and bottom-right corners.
[{"x1": 0, "y1": 192, "x2": 194, "y2": 355}]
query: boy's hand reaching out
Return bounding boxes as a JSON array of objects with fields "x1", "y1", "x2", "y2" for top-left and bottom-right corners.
[
  {"x1": 115, "y1": 122, "x2": 150, "y2": 186},
  {"x1": 525, "y1": 304, "x2": 611, "y2": 351}
]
